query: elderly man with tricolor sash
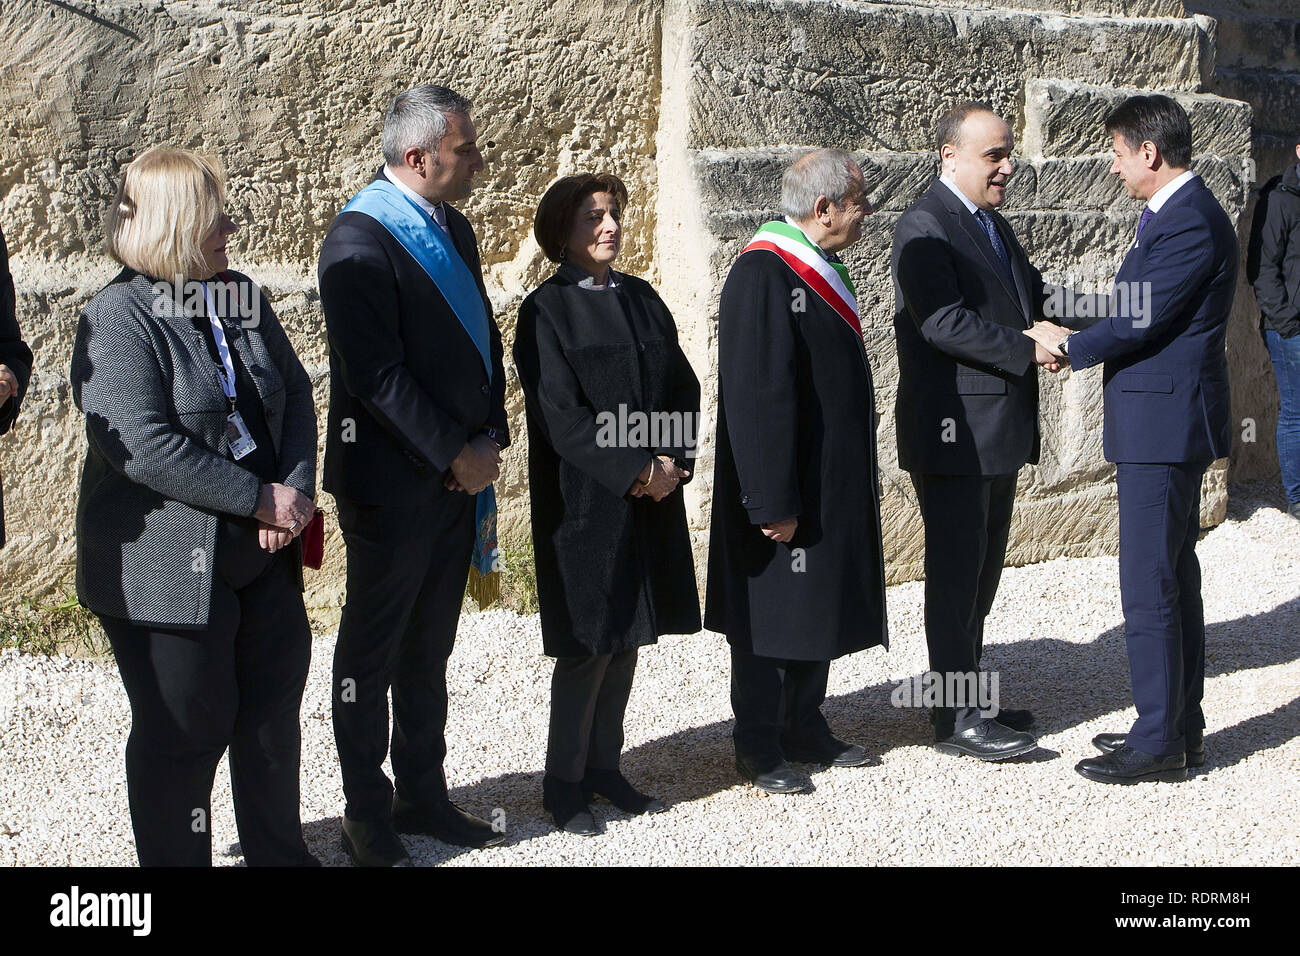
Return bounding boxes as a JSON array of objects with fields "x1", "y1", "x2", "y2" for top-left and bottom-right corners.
[{"x1": 705, "y1": 148, "x2": 889, "y2": 795}]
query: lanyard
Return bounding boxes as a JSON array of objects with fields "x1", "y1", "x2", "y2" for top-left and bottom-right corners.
[{"x1": 202, "y1": 281, "x2": 237, "y2": 405}]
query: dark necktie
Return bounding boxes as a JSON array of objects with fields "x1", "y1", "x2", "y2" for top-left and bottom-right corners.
[
  {"x1": 1136, "y1": 206, "x2": 1155, "y2": 239},
  {"x1": 975, "y1": 209, "x2": 1015, "y2": 289}
]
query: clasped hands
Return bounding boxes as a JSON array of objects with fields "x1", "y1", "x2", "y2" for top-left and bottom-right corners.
[
  {"x1": 445, "y1": 434, "x2": 502, "y2": 495},
  {"x1": 0, "y1": 364, "x2": 17, "y2": 404},
  {"x1": 1025, "y1": 321, "x2": 1071, "y2": 372},
  {"x1": 628, "y1": 455, "x2": 690, "y2": 502},
  {"x1": 252, "y1": 482, "x2": 315, "y2": 554}
]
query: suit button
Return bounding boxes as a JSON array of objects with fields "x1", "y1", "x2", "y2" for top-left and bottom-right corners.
[
  {"x1": 480, "y1": 385, "x2": 490, "y2": 395},
  {"x1": 638, "y1": 343, "x2": 646, "y2": 352},
  {"x1": 741, "y1": 495, "x2": 750, "y2": 505}
]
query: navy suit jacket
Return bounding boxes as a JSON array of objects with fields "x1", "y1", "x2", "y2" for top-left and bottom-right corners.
[
  {"x1": 318, "y1": 171, "x2": 509, "y2": 505},
  {"x1": 1066, "y1": 177, "x2": 1236, "y2": 465}
]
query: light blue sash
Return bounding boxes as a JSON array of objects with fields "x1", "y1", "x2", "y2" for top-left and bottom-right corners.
[{"x1": 342, "y1": 179, "x2": 492, "y2": 380}]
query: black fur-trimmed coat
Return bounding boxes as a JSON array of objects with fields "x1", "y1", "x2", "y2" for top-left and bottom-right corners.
[{"x1": 513, "y1": 262, "x2": 702, "y2": 657}]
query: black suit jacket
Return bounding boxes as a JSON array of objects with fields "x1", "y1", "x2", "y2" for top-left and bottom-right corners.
[
  {"x1": 0, "y1": 225, "x2": 34, "y2": 547},
  {"x1": 318, "y1": 172, "x2": 508, "y2": 505},
  {"x1": 891, "y1": 180, "x2": 1049, "y2": 476}
]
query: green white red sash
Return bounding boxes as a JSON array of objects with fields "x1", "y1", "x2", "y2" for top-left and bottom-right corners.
[{"x1": 740, "y1": 221, "x2": 861, "y2": 339}]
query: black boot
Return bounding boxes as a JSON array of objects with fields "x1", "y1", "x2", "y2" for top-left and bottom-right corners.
[
  {"x1": 582, "y1": 768, "x2": 666, "y2": 815},
  {"x1": 542, "y1": 774, "x2": 601, "y2": 835}
]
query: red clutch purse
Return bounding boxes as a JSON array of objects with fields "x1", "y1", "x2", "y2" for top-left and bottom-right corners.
[{"x1": 300, "y1": 508, "x2": 325, "y2": 570}]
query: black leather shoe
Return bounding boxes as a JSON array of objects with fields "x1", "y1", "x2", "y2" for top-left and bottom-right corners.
[
  {"x1": 1076, "y1": 745, "x2": 1187, "y2": 784},
  {"x1": 391, "y1": 794, "x2": 506, "y2": 848},
  {"x1": 782, "y1": 735, "x2": 871, "y2": 767},
  {"x1": 1093, "y1": 731, "x2": 1204, "y2": 768},
  {"x1": 991, "y1": 708, "x2": 1035, "y2": 732},
  {"x1": 340, "y1": 814, "x2": 410, "y2": 867},
  {"x1": 934, "y1": 719, "x2": 1038, "y2": 761},
  {"x1": 736, "y1": 756, "x2": 813, "y2": 794},
  {"x1": 582, "y1": 768, "x2": 666, "y2": 815},
  {"x1": 543, "y1": 775, "x2": 602, "y2": 835}
]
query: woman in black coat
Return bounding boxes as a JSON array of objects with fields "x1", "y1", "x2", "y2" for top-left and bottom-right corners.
[{"x1": 514, "y1": 173, "x2": 701, "y2": 835}]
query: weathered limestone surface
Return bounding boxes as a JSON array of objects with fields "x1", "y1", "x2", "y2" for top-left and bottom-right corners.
[
  {"x1": 0, "y1": 0, "x2": 1293, "y2": 614},
  {"x1": 0, "y1": 0, "x2": 665, "y2": 612}
]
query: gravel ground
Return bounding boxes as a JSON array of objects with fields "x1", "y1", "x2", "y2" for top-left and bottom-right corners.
[{"x1": 3, "y1": 483, "x2": 1297, "y2": 866}]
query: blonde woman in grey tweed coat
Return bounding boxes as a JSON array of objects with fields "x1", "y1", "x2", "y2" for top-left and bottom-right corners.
[{"x1": 70, "y1": 147, "x2": 320, "y2": 866}]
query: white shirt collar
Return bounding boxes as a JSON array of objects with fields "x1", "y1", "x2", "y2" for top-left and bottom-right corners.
[
  {"x1": 576, "y1": 268, "x2": 621, "y2": 290},
  {"x1": 382, "y1": 165, "x2": 447, "y2": 231},
  {"x1": 939, "y1": 173, "x2": 981, "y2": 216},
  {"x1": 783, "y1": 215, "x2": 836, "y2": 260},
  {"x1": 1146, "y1": 170, "x2": 1197, "y2": 214}
]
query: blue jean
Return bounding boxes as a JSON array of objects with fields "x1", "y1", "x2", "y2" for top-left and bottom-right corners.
[{"x1": 1266, "y1": 329, "x2": 1300, "y2": 505}]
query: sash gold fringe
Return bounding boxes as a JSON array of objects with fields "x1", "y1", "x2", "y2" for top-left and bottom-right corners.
[{"x1": 466, "y1": 566, "x2": 501, "y2": 609}]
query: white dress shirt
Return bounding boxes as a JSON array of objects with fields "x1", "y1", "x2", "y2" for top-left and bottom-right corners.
[
  {"x1": 1146, "y1": 170, "x2": 1198, "y2": 215},
  {"x1": 939, "y1": 173, "x2": 980, "y2": 215},
  {"x1": 382, "y1": 165, "x2": 450, "y2": 236},
  {"x1": 783, "y1": 215, "x2": 838, "y2": 261}
]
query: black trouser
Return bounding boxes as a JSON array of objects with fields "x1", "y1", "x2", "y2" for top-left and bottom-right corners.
[
  {"x1": 911, "y1": 472, "x2": 1017, "y2": 734},
  {"x1": 545, "y1": 649, "x2": 638, "y2": 783},
  {"x1": 103, "y1": 523, "x2": 314, "y2": 867},
  {"x1": 332, "y1": 494, "x2": 473, "y2": 820},
  {"x1": 730, "y1": 646, "x2": 832, "y2": 770}
]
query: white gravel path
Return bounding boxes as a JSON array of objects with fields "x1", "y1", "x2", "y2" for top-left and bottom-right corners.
[{"x1": 3, "y1": 485, "x2": 1297, "y2": 866}]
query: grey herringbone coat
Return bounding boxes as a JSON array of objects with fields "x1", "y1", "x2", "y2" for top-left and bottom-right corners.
[{"x1": 70, "y1": 269, "x2": 316, "y2": 627}]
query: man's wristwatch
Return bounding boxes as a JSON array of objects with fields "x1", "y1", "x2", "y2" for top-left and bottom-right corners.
[{"x1": 1058, "y1": 333, "x2": 1071, "y2": 357}]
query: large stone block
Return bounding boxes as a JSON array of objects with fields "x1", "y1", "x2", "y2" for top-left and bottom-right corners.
[
  {"x1": 1199, "y1": 11, "x2": 1300, "y2": 71},
  {"x1": 1214, "y1": 69, "x2": 1300, "y2": 137},
  {"x1": 1022, "y1": 79, "x2": 1253, "y2": 158},
  {"x1": 686, "y1": 0, "x2": 1210, "y2": 153}
]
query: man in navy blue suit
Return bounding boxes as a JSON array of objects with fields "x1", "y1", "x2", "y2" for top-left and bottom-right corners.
[{"x1": 1029, "y1": 95, "x2": 1237, "y2": 784}]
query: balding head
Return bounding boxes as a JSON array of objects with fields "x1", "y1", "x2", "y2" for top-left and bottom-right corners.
[
  {"x1": 937, "y1": 104, "x2": 1015, "y2": 210},
  {"x1": 781, "y1": 149, "x2": 864, "y2": 221},
  {"x1": 780, "y1": 148, "x2": 872, "y2": 253}
]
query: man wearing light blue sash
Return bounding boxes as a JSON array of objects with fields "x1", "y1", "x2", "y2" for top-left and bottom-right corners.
[{"x1": 319, "y1": 84, "x2": 509, "y2": 865}]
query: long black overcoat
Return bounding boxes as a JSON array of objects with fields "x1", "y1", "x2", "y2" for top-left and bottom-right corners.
[
  {"x1": 704, "y1": 247, "x2": 888, "y2": 661},
  {"x1": 514, "y1": 262, "x2": 702, "y2": 657}
]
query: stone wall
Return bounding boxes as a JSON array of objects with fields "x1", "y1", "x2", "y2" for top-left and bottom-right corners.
[{"x1": 0, "y1": 0, "x2": 1292, "y2": 618}]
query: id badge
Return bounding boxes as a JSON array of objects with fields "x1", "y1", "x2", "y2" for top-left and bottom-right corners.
[{"x1": 226, "y1": 411, "x2": 258, "y2": 460}]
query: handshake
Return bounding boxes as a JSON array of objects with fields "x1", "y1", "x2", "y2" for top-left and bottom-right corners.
[{"x1": 1025, "y1": 321, "x2": 1072, "y2": 373}]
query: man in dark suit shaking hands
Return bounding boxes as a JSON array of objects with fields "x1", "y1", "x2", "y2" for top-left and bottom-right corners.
[
  {"x1": 1029, "y1": 95, "x2": 1237, "y2": 784},
  {"x1": 892, "y1": 104, "x2": 1065, "y2": 761},
  {"x1": 319, "y1": 85, "x2": 509, "y2": 864}
]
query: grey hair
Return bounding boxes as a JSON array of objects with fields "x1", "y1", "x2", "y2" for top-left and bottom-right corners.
[
  {"x1": 780, "y1": 148, "x2": 862, "y2": 221},
  {"x1": 381, "y1": 84, "x2": 473, "y2": 166}
]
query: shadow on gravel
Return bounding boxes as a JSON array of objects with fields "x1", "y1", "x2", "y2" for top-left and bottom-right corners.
[
  {"x1": 1199, "y1": 695, "x2": 1300, "y2": 774},
  {"x1": 1225, "y1": 480, "x2": 1289, "y2": 522},
  {"x1": 298, "y1": 596, "x2": 1300, "y2": 865}
]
